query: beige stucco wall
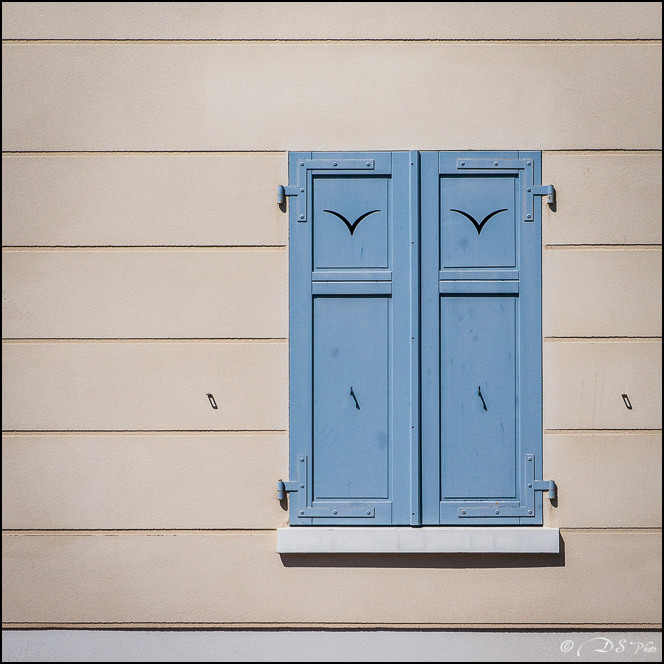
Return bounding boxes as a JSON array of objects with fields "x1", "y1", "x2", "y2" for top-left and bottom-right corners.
[{"x1": 2, "y1": 2, "x2": 662, "y2": 629}]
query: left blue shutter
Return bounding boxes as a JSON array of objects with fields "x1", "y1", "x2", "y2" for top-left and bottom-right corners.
[{"x1": 288, "y1": 152, "x2": 418, "y2": 525}]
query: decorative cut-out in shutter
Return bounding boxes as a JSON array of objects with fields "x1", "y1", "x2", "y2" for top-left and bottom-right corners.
[{"x1": 313, "y1": 177, "x2": 389, "y2": 270}]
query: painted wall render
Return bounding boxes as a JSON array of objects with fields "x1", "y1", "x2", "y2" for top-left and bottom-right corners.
[{"x1": 1, "y1": 2, "x2": 662, "y2": 629}]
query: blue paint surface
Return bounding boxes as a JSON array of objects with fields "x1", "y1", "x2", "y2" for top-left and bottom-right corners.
[
  {"x1": 440, "y1": 295, "x2": 517, "y2": 500},
  {"x1": 313, "y1": 296, "x2": 389, "y2": 499},
  {"x1": 313, "y1": 176, "x2": 389, "y2": 270},
  {"x1": 441, "y1": 175, "x2": 516, "y2": 269},
  {"x1": 289, "y1": 151, "x2": 543, "y2": 526}
]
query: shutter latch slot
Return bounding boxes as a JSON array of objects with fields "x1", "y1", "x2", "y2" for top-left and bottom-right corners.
[
  {"x1": 276, "y1": 480, "x2": 300, "y2": 501},
  {"x1": 277, "y1": 185, "x2": 300, "y2": 207}
]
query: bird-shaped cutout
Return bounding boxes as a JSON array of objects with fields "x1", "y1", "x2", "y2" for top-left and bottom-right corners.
[
  {"x1": 323, "y1": 209, "x2": 381, "y2": 236},
  {"x1": 450, "y1": 208, "x2": 508, "y2": 235}
]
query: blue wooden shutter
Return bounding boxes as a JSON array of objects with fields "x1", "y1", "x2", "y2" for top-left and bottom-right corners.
[
  {"x1": 288, "y1": 152, "x2": 419, "y2": 525},
  {"x1": 420, "y1": 151, "x2": 544, "y2": 525}
]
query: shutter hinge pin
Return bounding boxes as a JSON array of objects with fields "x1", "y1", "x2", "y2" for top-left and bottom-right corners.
[
  {"x1": 529, "y1": 184, "x2": 556, "y2": 206},
  {"x1": 277, "y1": 185, "x2": 300, "y2": 207},
  {"x1": 532, "y1": 479, "x2": 557, "y2": 500},
  {"x1": 276, "y1": 479, "x2": 299, "y2": 501}
]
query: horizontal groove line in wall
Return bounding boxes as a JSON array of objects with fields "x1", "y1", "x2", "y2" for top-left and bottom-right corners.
[
  {"x1": 541, "y1": 149, "x2": 663, "y2": 153},
  {"x1": 2, "y1": 338, "x2": 287, "y2": 344},
  {"x1": 3, "y1": 528, "x2": 660, "y2": 535},
  {"x1": 1, "y1": 430, "x2": 288, "y2": 435},
  {"x1": 2, "y1": 338, "x2": 659, "y2": 344},
  {"x1": 2, "y1": 529, "x2": 278, "y2": 535},
  {"x1": 1, "y1": 246, "x2": 286, "y2": 251},
  {"x1": 3, "y1": 245, "x2": 659, "y2": 251},
  {"x1": 3, "y1": 149, "x2": 662, "y2": 155},
  {"x1": 2, "y1": 38, "x2": 662, "y2": 44},
  {"x1": 1, "y1": 150, "x2": 287, "y2": 154},
  {"x1": 544, "y1": 337, "x2": 662, "y2": 342},
  {"x1": 544, "y1": 244, "x2": 662, "y2": 250},
  {"x1": 5, "y1": 339, "x2": 657, "y2": 345},
  {"x1": 545, "y1": 429, "x2": 662, "y2": 434},
  {"x1": 4, "y1": 623, "x2": 662, "y2": 632}
]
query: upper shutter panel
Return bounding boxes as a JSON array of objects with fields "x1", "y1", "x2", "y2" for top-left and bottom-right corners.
[
  {"x1": 313, "y1": 177, "x2": 389, "y2": 271},
  {"x1": 421, "y1": 151, "x2": 544, "y2": 525},
  {"x1": 440, "y1": 174, "x2": 517, "y2": 273},
  {"x1": 288, "y1": 152, "x2": 417, "y2": 526}
]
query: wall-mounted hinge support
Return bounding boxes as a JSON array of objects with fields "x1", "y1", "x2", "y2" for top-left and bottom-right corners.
[
  {"x1": 277, "y1": 185, "x2": 300, "y2": 207},
  {"x1": 276, "y1": 479, "x2": 299, "y2": 501},
  {"x1": 457, "y1": 454, "x2": 556, "y2": 518},
  {"x1": 529, "y1": 184, "x2": 555, "y2": 207},
  {"x1": 532, "y1": 479, "x2": 557, "y2": 500},
  {"x1": 279, "y1": 455, "x2": 376, "y2": 518},
  {"x1": 456, "y1": 158, "x2": 555, "y2": 221},
  {"x1": 282, "y1": 159, "x2": 375, "y2": 222}
]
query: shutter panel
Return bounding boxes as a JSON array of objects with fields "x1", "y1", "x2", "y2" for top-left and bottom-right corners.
[
  {"x1": 288, "y1": 152, "x2": 418, "y2": 525},
  {"x1": 420, "y1": 151, "x2": 544, "y2": 525}
]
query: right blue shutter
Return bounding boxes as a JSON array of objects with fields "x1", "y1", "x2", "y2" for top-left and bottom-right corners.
[{"x1": 420, "y1": 151, "x2": 544, "y2": 525}]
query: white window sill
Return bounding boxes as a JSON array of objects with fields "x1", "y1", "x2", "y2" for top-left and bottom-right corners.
[{"x1": 277, "y1": 527, "x2": 560, "y2": 554}]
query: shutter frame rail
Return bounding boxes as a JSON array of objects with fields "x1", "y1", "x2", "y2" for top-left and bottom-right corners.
[
  {"x1": 456, "y1": 454, "x2": 557, "y2": 518},
  {"x1": 278, "y1": 455, "x2": 376, "y2": 519},
  {"x1": 278, "y1": 158, "x2": 376, "y2": 222},
  {"x1": 456, "y1": 158, "x2": 556, "y2": 221}
]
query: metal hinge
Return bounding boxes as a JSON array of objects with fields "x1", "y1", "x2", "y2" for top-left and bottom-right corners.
[
  {"x1": 458, "y1": 454, "x2": 556, "y2": 518},
  {"x1": 277, "y1": 455, "x2": 376, "y2": 518},
  {"x1": 278, "y1": 158, "x2": 375, "y2": 221},
  {"x1": 529, "y1": 184, "x2": 556, "y2": 207},
  {"x1": 532, "y1": 479, "x2": 557, "y2": 500},
  {"x1": 456, "y1": 158, "x2": 555, "y2": 221},
  {"x1": 276, "y1": 185, "x2": 300, "y2": 207},
  {"x1": 276, "y1": 479, "x2": 300, "y2": 501}
]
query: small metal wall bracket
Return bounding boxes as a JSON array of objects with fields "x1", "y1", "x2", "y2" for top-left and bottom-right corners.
[
  {"x1": 277, "y1": 185, "x2": 300, "y2": 207},
  {"x1": 278, "y1": 455, "x2": 376, "y2": 518},
  {"x1": 457, "y1": 454, "x2": 556, "y2": 518},
  {"x1": 280, "y1": 159, "x2": 375, "y2": 222},
  {"x1": 529, "y1": 184, "x2": 556, "y2": 206},
  {"x1": 276, "y1": 479, "x2": 300, "y2": 501},
  {"x1": 456, "y1": 158, "x2": 555, "y2": 222},
  {"x1": 532, "y1": 479, "x2": 557, "y2": 500}
]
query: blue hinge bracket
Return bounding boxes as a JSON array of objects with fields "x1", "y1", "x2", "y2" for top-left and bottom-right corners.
[
  {"x1": 277, "y1": 185, "x2": 300, "y2": 207},
  {"x1": 532, "y1": 479, "x2": 557, "y2": 500},
  {"x1": 456, "y1": 158, "x2": 555, "y2": 221},
  {"x1": 457, "y1": 455, "x2": 556, "y2": 518},
  {"x1": 276, "y1": 479, "x2": 300, "y2": 501},
  {"x1": 280, "y1": 158, "x2": 375, "y2": 221},
  {"x1": 278, "y1": 455, "x2": 376, "y2": 518},
  {"x1": 529, "y1": 184, "x2": 556, "y2": 206}
]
